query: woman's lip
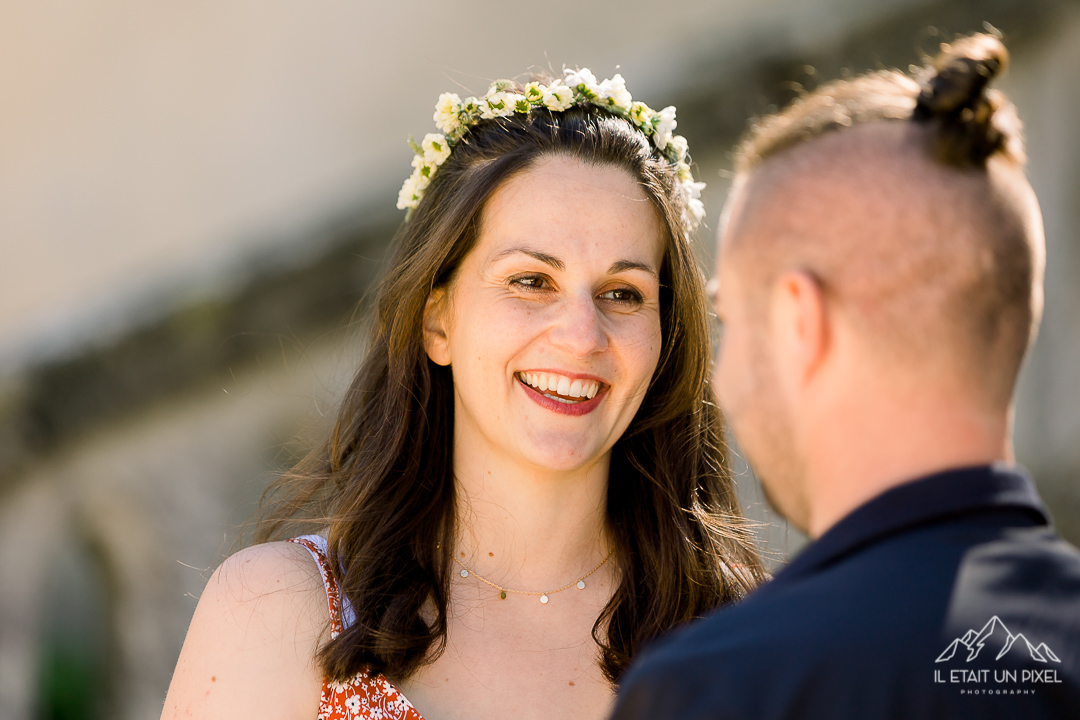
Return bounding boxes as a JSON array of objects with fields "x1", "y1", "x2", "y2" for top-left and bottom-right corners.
[{"x1": 516, "y1": 374, "x2": 608, "y2": 416}]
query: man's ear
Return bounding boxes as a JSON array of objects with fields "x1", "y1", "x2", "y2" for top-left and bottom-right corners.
[
  {"x1": 770, "y1": 269, "x2": 829, "y2": 390},
  {"x1": 422, "y1": 288, "x2": 452, "y2": 366}
]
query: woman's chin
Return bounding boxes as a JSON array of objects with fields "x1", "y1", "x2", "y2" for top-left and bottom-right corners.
[{"x1": 514, "y1": 438, "x2": 612, "y2": 475}]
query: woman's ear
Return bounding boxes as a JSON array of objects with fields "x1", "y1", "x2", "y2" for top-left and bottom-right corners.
[{"x1": 422, "y1": 288, "x2": 452, "y2": 366}]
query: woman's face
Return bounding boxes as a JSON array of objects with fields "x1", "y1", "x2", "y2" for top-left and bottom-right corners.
[{"x1": 424, "y1": 155, "x2": 665, "y2": 474}]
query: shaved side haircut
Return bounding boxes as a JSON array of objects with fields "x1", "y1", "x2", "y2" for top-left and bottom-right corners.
[{"x1": 726, "y1": 33, "x2": 1045, "y2": 408}]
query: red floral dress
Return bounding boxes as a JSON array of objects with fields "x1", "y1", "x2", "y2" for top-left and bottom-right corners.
[{"x1": 289, "y1": 536, "x2": 427, "y2": 720}]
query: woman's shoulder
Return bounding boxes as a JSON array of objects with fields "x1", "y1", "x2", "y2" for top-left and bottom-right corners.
[
  {"x1": 160, "y1": 541, "x2": 329, "y2": 719},
  {"x1": 211, "y1": 539, "x2": 330, "y2": 605}
]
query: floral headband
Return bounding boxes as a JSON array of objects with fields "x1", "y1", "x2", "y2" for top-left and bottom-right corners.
[{"x1": 397, "y1": 68, "x2": 706, "y2": 229}]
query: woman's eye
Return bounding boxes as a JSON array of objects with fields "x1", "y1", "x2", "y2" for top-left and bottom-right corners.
[
  {"x1": 599, "y1": 287, "x2": 643, "y2": 305},
  {"x1": 509, "y1": 274, "x2": 551, "y2": 291}
]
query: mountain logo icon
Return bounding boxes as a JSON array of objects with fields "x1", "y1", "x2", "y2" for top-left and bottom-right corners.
[{"x1": 936, "y1": 616, "x2": 1061, "y2": 664}]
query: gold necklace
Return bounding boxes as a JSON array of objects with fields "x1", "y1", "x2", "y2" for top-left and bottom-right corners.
[{"x1": 450, "y1": 548, "x2": 615, "y2": 604}]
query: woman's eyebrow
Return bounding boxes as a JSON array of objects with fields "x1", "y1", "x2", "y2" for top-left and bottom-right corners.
[
  {"x1": 491, "y1": 246, "x2": 564, "y2": 271},
  {"x1": 609, "y1": 259, "x2": 658, "y2": 278},
  {"x1": 491, "y1": 247, "x2": 657, "y2": 279}
]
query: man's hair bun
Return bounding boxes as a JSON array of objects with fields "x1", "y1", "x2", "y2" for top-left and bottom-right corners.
[{"x1": 913, "y1": 33, "x2": 1012, "y2": 166}]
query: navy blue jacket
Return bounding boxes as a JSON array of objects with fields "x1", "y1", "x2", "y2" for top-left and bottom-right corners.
[{"x1": 612, "y1": 465, "x2": 1080, "y2": 719}]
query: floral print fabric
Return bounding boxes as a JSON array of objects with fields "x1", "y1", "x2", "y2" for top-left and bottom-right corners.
[{"x1": 288, "y1": 537, "x2": 426, "y2": 720}]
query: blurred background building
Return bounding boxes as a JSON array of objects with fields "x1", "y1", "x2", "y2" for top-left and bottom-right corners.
[{"x1": 1, "y1": 0, "x2": 1078, "y2": 718}]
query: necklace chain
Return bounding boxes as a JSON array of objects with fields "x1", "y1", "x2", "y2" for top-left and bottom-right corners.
[{"x1": 451, "y1": 547, "x2": 615, "y2": 604}]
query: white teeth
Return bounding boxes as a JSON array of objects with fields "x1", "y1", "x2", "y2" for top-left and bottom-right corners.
[{"x1": 518, "y1": 372, "x2": 603, "y2": 401}]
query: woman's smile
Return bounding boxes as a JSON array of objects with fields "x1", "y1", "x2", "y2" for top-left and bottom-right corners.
[{"x1": 516, "y1": 370, "x2": 610, "y2": 416}]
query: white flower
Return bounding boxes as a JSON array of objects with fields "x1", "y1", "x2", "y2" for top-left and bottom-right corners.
[
  {"x1": 684, "y1": 179, "x2": 706, "y2": 201},
  {"x1": 414, "y1": 167, "x2": 432, "y2": 191},
  {"x1": 411, "y1": 155, "x2": 437, "y2": 183},
  {"x1": 653, "y1": 105, "x2": 677, "y2": 151},
  {"x1": 564, "y1": 67, "x2": 600, "y2": 99},
  {"x1": 523, "y1": 82, "x2": 545, "y2": 104},
  {"x1": 479, "y1": 94, "x2": 499, "y2": 119},
  {"x1": 543, "y1": 84, "x2": 575, "y2": 111},
  {"x1": 628, "y1": 101, "x2": 654, "y2": 131},
  {"x1": 481, "y1": 91, "x2": 516, "y2": 118},
  {"x1": 675, "y1": 161, "x2": 694, "y2": 183},
  {"x1": 686, "y1": 196, "x2": 706, "y2": 226},
  {"x1": 598, "y1": 73, "x2": 632, "y2": 110},
  {"x1": 396, "y1": 168, "x2": 429, "y2": 210},
  {"x1": 433, "y1": 92, "x2": 462, "y2": 134},
  {"x1": 421, "y1": 133, "x2": 451, "y2": 165},
  {"x1": 669, "y1": 135, "x2": 689, "y2": 162},
  {"x1": 679, "y1": 171, "x2": 706, "y2": 227},
  {"x1": 460, "y1": 95, "x2": 481, "y2": 116},
  {"x1": 504, "y1": 92, "x2": 529, "y2": 114},
  {"x1": 344, "y1": 695, "x2": 363, "y2": 712},
  {"x1": 397, "y1": 176, "x2": 419, "y2": 210}
]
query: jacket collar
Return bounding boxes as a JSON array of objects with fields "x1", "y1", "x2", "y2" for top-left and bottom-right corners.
[{"x1": 770, "y1": 464, "x2": 1049, "y2": 589}]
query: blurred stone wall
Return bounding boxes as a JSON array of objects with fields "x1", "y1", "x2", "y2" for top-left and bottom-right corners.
[{"x1": 2, "y1": 1, "x2": 1079, "y2": 718}]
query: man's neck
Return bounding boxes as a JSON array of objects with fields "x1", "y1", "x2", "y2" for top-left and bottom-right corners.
[{"x1": 802, "y1": 396, "x2": 1011, "y2": 539}]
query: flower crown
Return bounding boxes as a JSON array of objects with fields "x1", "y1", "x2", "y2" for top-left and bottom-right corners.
[{"x1": 397, "y1": 68, "x2": 706, "y2": 228}]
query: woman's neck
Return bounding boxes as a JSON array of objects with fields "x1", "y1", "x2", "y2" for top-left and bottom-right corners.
[{"x1": 451, "y1": 447, "x2": 612, "y2": 591}]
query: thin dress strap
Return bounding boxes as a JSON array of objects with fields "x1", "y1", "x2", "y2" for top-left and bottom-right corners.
[
  {"x1": 285, "y1": 536, "x2": 427, "y2": 720},
  {"x1": 287, "y1": 535, "x2": 344, "y2": 638}
]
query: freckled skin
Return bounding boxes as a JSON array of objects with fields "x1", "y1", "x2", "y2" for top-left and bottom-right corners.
[
  {"x1": 426, "y1": 155, "x2": 664, "y2": 477},
  {"x1": 159, "y1": 542, "x2": 326, "y2": 719}
]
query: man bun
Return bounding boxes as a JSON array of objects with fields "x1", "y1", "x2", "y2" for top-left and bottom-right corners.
[{"x1": 913, "y1": 33, "x2": 1014, "y2": 167}]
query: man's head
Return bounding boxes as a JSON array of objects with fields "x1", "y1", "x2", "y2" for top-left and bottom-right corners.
[{"x1": 713, "y1": 33, "x2": 1046, "y2": 534}]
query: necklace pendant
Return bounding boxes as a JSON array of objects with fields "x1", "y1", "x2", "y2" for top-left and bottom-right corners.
[
  {"x1": 499, "y1": 590, "x2": 506, "y2": 600},
  {"x1": 577, "y1": 580, "x2": 586, "y2": 589},
  {"x1": 540, "y1": 594, "x2": 549, "y2": 604},
  {"x1": 460, "y1": 569, "x2": 469, "y2": 578}
]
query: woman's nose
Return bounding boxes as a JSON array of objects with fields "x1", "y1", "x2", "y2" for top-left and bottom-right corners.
[{"x1": 548, "y1": 292, "x2": 608, "y2": 358}]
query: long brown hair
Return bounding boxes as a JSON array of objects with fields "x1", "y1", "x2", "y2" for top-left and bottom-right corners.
[{"x1": 256, "y1": 88, "x2": 766, "y2": 684}]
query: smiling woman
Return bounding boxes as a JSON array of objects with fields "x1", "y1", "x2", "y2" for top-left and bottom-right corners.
[
  {"x1": 161, "y1": 70, "x2": 766, "y2": 720},
  {"x1": 424, "y1": 159, "x2": 664, "y2": 470}
]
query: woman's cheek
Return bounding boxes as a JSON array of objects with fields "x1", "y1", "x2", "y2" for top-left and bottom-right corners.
[
  {"x1": 494, "y1": 298, "x2": 559, "y2": 338},
  {"x1": 621, "y1": 315, "x2": 662, "y2": 369}
]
